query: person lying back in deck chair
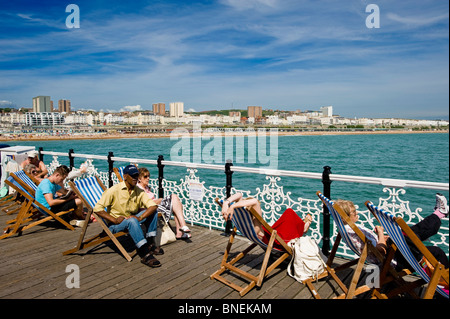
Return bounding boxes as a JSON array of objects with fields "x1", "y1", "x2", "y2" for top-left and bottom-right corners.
[
  {"x1": 337, "y1": 193, "x2": 449, "y2": 272},
  {"x1": 221, "y1": 193, "x2": 312, "y2": 250},
  {"x1": 93, "y1": 165, "x2": 162, "y2": 268}
]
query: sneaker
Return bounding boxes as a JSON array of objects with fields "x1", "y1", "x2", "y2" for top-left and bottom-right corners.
[
  {"x1": 70, "y1": 219, "x2": 86, "y2": 227},
  {"x1": 435, "y1": 193, "x2": 448, "y2": 216}
]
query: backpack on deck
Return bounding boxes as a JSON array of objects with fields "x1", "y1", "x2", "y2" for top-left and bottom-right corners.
[{"x1": 287, "y1": 236, "x2": 327, "y2": 282}]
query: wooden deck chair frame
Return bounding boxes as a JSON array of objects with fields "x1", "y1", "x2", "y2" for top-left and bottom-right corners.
[
  {"x1": 1, "y1": 185, "x2": 22, "y2": 215},
  {"x1": 114, "y1": 165, "x2": 139, "y2": 183},
  {"x1": 315, "y1": 191, "x2": 413, "y2": 299},
  {"x1": 1, "y1": 174, "x2": 74, "y2": 240},
  {"x1": 210, "y1": 198, "x2": 293, "y2": 296},
  {"x1": 62, "y1": 175, "x2": 135, "y2": 262},
  {"x1": 366, "y1": 201, "x2": 449, "y2": 299},
  {"x1": 1, "y1": 170, "x2": 39, "y2": 216},
  {"x1": 113, "y1": 166, "x2": 125, "y2": 182}
]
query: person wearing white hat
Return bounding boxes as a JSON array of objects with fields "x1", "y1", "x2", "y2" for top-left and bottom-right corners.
[{"x1": 20, "y1": 150, "x2": 48, "y2": 178}]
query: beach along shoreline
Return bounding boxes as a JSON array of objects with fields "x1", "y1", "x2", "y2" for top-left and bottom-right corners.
[{"x1": 1, "y1": 129, "x2": 448, "y2": 142}]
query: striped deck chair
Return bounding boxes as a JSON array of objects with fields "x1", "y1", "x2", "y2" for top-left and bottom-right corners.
[
  {"x1": 366, "y1": 201, "x2": 449, "y2": 299},
  {"x1": 210, "y1": 198, "x2": 293, "y2": 296},
  {"x1": 316, "y1": 192, "x2": 412, "y2": 299},
  {"x1": 1, "y1": 170, "x2": 39, "y2": 215},
  {"x1": 113, "y1": 166, "x2": 126, "y2": 182},
  {"x1": 62, "y1": 175, "x2": 135, "y2": 261},
  {"x1": 1, "y1": 173, "x2": 74, "y2": 240}
]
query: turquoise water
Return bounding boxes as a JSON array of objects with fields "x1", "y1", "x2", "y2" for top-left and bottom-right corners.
[{"x1": 6, "y1": 133, "x2": 449, "y2": 212}]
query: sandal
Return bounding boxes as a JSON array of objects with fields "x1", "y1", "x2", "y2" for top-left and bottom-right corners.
[
  {"x1": 176, "y1": 233, "x2": 192, "y2": 240},
  {"x1": 179, "y1": 226, "x2": 191, "y2": 233},
  {"x1": 141, "y1": 252, "x2": 161, "y2": 268},
  {"x1": 149, "y1": 244, "x2": 165, "y2": 255}
]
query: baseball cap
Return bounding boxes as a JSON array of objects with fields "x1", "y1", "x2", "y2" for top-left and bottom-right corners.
[
  {"x1": 27, "y1": 150, "x2": 39, "y2": 158},
  {"x1": 123, "y1": 165, "x2": 139, "y2": 177}
]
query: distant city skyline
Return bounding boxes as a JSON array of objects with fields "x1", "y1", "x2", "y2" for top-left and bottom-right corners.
[{"x1": 0, "y1": 1, "x2": 448, "y2": 120}]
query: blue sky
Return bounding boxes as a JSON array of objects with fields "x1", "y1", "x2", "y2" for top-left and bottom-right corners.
[{"x1": 0, "y1": 0, "x2": 448, "y2": 119}]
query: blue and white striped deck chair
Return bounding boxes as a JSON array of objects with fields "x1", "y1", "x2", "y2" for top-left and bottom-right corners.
[
  {"x1": 1, "y1": 175, "x2": 26, "y2": 215},
  {"x1": 211, "y1": 198, "x2": 293, "y2": 296},
  {"x1": 1, "y1": 170, "x2": 39, "y2": 215},
  {"x1": 63, "y1": 175, "x2": 135, "y2": 262},
  {"x1": 1, "y1": 173, "x2": 74, "y2": 240},
  {"x1": 316, "y1": 191, "x2": 386, "y2": 299},
  {"x1": 366, "y1": 201, "x2": 449, "y2": 299},
  {"x1": 318, "y1": 192, "x2": 413, "y2": 299},
  {"x1": 113, "y1": 166, "x2": 126, "y2": 182},
  {"x1": 12, "y1": 170, "x2": 38, "y2": 195}
]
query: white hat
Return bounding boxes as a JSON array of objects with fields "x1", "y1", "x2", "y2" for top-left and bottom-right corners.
[{"x1": 27, "y1": 150, "x2": 39, "y2": 158}]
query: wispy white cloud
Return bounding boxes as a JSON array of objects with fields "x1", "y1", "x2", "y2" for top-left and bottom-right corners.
[
  {"x1": 386, "y1": 12, "x2": 449, "y2": 27},
  {"x1": 0, "y1": 0, "x2": 448, "y2": 119},
  {"x1": 220, "y1": 0, "x2": 280, "y2": 11},
  {"x1": 120, "y1": 105, "x2": 143, "y2": 112}
]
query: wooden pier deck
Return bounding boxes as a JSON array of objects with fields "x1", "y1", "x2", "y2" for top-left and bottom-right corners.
[{"x1": 0, "y1": 205, "x2": 429, "y2": 306}]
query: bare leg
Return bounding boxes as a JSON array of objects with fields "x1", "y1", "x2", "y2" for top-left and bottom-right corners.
[
  {"x1": 74, "y1": 198, "x2": 85, "y2": 219},
  {"x1": 171, "y1": 194, "x2": 189, "y2": 237},
  {"x1": 303, "y1": 214, "x2": 312, "y2": 233},
  {"x1": 248, "y1": 200, "x2": 265, "y2": 239}
]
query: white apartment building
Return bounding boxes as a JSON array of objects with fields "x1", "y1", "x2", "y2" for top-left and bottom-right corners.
[
  {"x1": 169, "y1": 102, "x2": 184, "y2": 117},
  {"x1": 320, "y1": 106, "x2": 333, "y2": 117},
  {"x1": 103, "y1": 113, "x2": 124, "y2": 124},
  {"x1": 25, "y1": 112, "x2": 64, "y2": 126},
  {"x1": 286, "y1": 115, "x2": 307, "y2": 125},
  {"x1": 64, "y1": 113, "x2": 89, "y2": 125},
  {"x1": 124, "y1": 113, "x2": 160, "y2": 125}
]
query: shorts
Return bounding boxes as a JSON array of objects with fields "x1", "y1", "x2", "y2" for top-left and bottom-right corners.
[
  {"x1": 50, "y1": 198, "x2": 77, "y2": 219},
  {"x1": 157, "y1": 195, "x2": 173, "y2": 222}
]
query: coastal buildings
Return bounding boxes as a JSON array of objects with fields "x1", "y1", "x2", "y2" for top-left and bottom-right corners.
[
  {"x1": 320, "y1": 106, "x2": 333, "y2": 117},
  {"x1": 169, "y1": 102, "x2": 184, "y2": 118},
  {"x1": 0, "y1": 101, "x2": 448, "y2": 136},
  {"x1": 58, "y1": 99, "x2": 71, "y2": 113},
  {"x1": 25, "y1": 112, "x2": 65, "y2": 126},
  {"x1": 32, "y1": 96, "x2": 52, "y2": 113},
  {"x1": 248, "y1": 106, "x2": 262, "y2": 119},
  {"x1": 153, "y1": 103, "x2": 165, "y2": 116}
]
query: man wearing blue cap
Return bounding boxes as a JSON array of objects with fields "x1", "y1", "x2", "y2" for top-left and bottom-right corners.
[{"x1": 94, "y1": 164, "x2": 162, "y2": 267}]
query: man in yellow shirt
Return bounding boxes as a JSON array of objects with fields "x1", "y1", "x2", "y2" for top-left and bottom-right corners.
[{"x1": 94, "y1": 165, "x2": 161, "y2": 268}]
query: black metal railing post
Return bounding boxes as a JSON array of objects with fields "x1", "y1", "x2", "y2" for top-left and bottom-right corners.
[
  {"x1": 68, "y1": 149, "x2": 75, "y2": 170},
  {"x1": 107, "y1": 152, "x2": 114, "y2": 187},
  {"x1": 157, "y1": 155, "x2": 165, "y2": 198},
  {"x1": 222, "y1": 160, "x2": 234, "y2": 236},
  {"x1": 38, "y1": 147, "x2": 44, "y2": 162},
  {"x1": 321, "y1": 165, "x2": 332, "y2": 256}
]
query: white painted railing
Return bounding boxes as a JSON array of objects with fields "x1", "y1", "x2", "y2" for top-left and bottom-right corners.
[{"x1": 41, "y1": 150, "x2": 449, "y2": 259}]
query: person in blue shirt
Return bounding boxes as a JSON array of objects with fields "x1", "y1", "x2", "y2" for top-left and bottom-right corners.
[{"x1": 35, "y1": 165, "x2": 85, "y2": 224}]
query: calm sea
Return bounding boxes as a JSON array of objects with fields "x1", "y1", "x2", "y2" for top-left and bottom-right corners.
[{"x1": 7, "y1": 133, "x2": 449, "y2": 213}]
